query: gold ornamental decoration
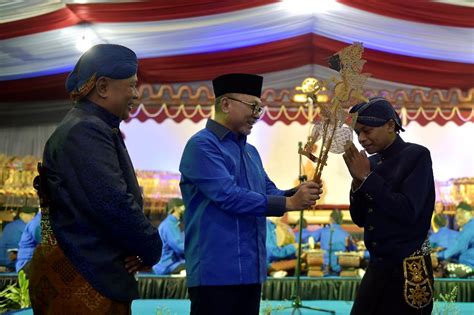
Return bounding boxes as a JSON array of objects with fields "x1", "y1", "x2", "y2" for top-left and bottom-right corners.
[
  {"x1": 403, "y1": 256, "x2": 433, "y2": 309},
  {"x1": 132, "y1": 83, "x2": 473, "y2": 125}
]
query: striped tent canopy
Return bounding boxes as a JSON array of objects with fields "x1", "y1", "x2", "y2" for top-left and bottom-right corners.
[{"x1": 1, "y1": 0, "x2": 473, "y2": 125}]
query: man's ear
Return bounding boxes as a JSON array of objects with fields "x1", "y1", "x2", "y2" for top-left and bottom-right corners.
[
  {"x1": 220, "y1": 97, "x2": 230, "y2": 114},
  {"x1": 387, "y1": 120, "x2": 396, "y2": 133},
  {"x1": 95, "y1": 77, "x2": 109, "y2": 98}
]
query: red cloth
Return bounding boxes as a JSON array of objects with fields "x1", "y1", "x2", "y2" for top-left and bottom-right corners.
[
  {"x1": 1, "y1": 0, "x2": 279, "y2": 39},
  {"x1": 2, "y1": 34, "x2": 473, "y2": 102},
  {"x1": 338, "y1": 0, "x2": 474, "y2": 27}
]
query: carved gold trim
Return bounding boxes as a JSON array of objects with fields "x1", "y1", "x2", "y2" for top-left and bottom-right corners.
[{"x1": 138, "y1": 84, "x2": 474, "y2": 109}]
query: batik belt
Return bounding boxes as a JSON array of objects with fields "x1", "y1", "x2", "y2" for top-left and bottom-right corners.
[{"x1": 40, "y1": 206, "x2": 58, "y2": 247}]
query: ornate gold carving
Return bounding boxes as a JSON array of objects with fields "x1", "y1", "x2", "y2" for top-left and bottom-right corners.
[
  {"x1": 128, "y1": 101, "x2": 473, "y2": 126},
  {"x1": 137, "y1": 84, "x2": 474, "y2": 109},
  {"x1": 134, "y1": 82, "x2": 473, "y2": 124},
  {"x1": 403, "y1": 256, "x2": 433, "y2": 309}
]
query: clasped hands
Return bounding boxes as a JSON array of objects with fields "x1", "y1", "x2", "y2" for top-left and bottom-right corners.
[{"x1": 342, "y1": 142, "x2": 371, "y2": 187}]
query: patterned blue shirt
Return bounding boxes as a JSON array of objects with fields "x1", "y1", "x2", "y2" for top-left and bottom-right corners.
[
  {"x1": 16, "y1": 212, "x2": 41, "y2": 272},
  {"x1": 441, "y1": 219, "x2": 474, "y2": 268},
  {"x1": 429, "y1": 226, "x2": 459, "y2": 250},
  {"x1": 312, "y1": 224, "x2": 354, "y2": 273},
  {"x1": 153, "y1": 214, "x2": 185, "y2": 275},
  {"x1": 180, "y1": 119, "x2": 294, "y2": 287},
  {"x1": 43, "y1": 100, "x2": 161, "y2": 301},
  {"x1": 0, "y1": 219, "x2": 26, "y2": 269},
  {"x1": 266, "y1": 219, "x2": 296, "y2": 265}
]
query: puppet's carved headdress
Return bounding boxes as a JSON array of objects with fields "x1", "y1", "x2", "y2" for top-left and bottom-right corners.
[{"x1": 299, "y1": 42, "x2": 370, "y2": 181}]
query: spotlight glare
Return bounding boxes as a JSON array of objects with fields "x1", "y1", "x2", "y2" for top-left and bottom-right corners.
[
  {"x1": 281, "y1": 0, "x2": 339, "y2": 14},
  {"x1": 76, "y1": 36, "x2": 92, "y2": 52}
]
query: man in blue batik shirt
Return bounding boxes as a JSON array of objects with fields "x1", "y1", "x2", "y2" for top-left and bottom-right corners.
[
  {"x1": 180, "y1": 73, "x2": 323, "y2": 315},
  {"x1": 16, "y1": 211, "x2": 42, "y2": 274},
  {"x1": 266, "y1": 218, "x2": 297, "y2": 268},
  {"x1": 313, "y1": 209, "x2": 355, "y2": 275},
  {"x1": 0, "y1": 206, "x2": 36, "y2": 271},
  {"x1": 440, "y1": 202, "x2": 474, "y2": 269},
  {"x1": 343, "y1": 97, "x2": 435, "y2": 315},
  {"x1": 430, "y1": 213, "x2": 459, "y2": 256},
  {"x1": 153, "y1": 198, "x2": 186, "y2": 275}
]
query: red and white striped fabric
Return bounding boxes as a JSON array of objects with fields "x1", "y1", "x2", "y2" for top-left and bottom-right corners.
[{"x1": 1, "y1": 0, "x2": 473, "y2": 101}]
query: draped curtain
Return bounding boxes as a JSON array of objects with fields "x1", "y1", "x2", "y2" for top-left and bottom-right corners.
[
  {"x1": 0, "y1": 124, "x2": 57, "y2": 157},
  {"x1": 338, "y1": 0, "x2": 474, "y2": 27},
  {"x1": 1, "y1": 1, "x2": 473, "y2": 102}
]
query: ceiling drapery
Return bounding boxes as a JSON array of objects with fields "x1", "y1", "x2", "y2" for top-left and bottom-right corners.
[
  {"x1": 337, "y1": 0, "x2": 474, "y2": 27},
  {"x1": 1, "y1": 0, "x2": 473, "y2": 102},
  {"x1": 4, "y1": 32, "x2": 472, "y2": 102},
  {"x1": 0, "y1": 0, "x2": 473, "y2": 126}
]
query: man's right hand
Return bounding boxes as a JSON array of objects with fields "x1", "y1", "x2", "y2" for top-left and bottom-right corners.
[{"x1": 286, "y1": 180, "x2": 322, "y2": 210}]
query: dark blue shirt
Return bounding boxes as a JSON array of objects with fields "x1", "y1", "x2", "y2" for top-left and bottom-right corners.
[
  {"x1": 43, "y1": 100, "x2": 161, "y2": 302},
  {"x1": 349, "y1": 136, "x2": 435, "y2": 265},
  {"x1": 180, "y1": 119, "x2": 293, "y2": 287}
]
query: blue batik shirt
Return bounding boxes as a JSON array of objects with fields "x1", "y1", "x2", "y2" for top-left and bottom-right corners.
[
  {"x1": 429, "y1": 226, "x2": 459, "y2": 252},
  {"x1": 441, "y1": 219, "x2": 474, "y2": 268},
  {"x1": 0, "y1": 219, "x2": 26, "y2": 269},
  {"x1": 153, "y1": 214, "x2": 185, "y2": 275},
  {"x1": 312, "y1": 224, "x2": 354, "y2": 273},
  {"x1": 266, "y1": 219, "x2": 296, "y2": 265},
  {"x1": 16, "y1": 212, "x2": 41, "y2": 272},
  {"x1": 180, "y1": 119, "x2": 295, "y2": 287}
]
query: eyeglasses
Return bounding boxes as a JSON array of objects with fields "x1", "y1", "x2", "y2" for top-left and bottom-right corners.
[{"x1": 225, "y1": 97, "x2": 264, "y2": 117}]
